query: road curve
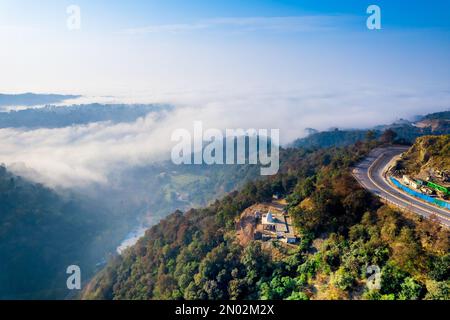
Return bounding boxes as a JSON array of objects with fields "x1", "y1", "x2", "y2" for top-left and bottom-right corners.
[{"x1": 352, "y1": 146, "x2": 450, "y2": 227}]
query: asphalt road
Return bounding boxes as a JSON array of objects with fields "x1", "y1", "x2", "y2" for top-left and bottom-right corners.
[{"x1": 352, "y1": 146, "x2": 450, "y2": 227}]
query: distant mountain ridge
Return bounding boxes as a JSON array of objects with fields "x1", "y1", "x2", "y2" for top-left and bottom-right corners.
[
  {"x1": 292, "y1": 110, "x2": 450, "y2": 149},
  {"x1": 0, "y1": 103, "x2": 173, "y2": 129},
  {"x1": 0, "y1": 93, "x2": 81, "y2": 107}
]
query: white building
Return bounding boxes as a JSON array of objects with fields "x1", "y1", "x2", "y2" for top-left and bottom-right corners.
[
  {"x1": 403, "y1": 175, "x2": 412, "y2": 185},
  {"x1": 262, "y1": 212, "x2": 276, "y2": 231}
]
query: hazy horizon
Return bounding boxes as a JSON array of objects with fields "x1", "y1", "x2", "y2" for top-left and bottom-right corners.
[{"x1": 1, "y1": 0, "x2": 450, "y2": 187}]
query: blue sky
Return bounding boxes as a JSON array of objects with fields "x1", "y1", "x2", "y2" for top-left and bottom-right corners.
[
  {"x1": 2, "y1": 0, "x2": 450, "y2": 30},
  {"x1": 0, "y1": 1, "x2": 449, "y2": 126}
]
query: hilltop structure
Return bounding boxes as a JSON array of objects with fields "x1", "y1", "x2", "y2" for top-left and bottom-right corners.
[{"x1": 256, "y1": 210, "x2": 297, "y2": 244}]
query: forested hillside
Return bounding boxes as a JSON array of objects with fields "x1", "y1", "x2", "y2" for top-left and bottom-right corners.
[
  {"x1": 0, "y1": 166, "x2": 131, "y2": 299},
  {"x1": 84, "y1": 138, "x2": 449, "y2": 300},
  {"x1": 394, "y1": 135, "x2": 450, "y2": 175},
  {"x1": 0, "y1": 160, "x2": 260, "y2": 299}
]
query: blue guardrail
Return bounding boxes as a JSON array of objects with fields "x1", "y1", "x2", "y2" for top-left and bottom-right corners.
[{"x1": 390, "y1": 177, "x2": 450, "y2": 210}]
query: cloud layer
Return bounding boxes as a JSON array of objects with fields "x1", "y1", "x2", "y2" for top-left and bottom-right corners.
[{"x1": 1, "y1": 84, "x2": 449, "y2": 188}]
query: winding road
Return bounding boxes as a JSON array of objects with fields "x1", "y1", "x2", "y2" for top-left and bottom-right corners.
[{"x1": 352, "y1": 146, "x2": 450, "y2": 227}]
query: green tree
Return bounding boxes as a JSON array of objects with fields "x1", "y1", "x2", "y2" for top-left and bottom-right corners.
[
  {"x1": 380, "y1": 262, "x2": 407, "y2": 296},
  {"x1": 398, "y1": 277, "x2": 423, "y2": 300},
  {"x1": 286, "y1": 291, "x2": 309, "y2": 300},
  {"x1": 425, "y1": 280, "x2": 449, "y2": 300},
  {"x1": 366, "y1": 130, "x2": 377, "y2": 141},
  {"x1": 380, "y1": 129, "x2": 397, "y2": 144},
  {"x1": 332, "y1": 267, "x2": 355, "y2": 291}
]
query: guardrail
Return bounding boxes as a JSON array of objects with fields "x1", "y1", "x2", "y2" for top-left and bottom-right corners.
[{"x1": 390, "y1": 177, "x2": 450, "y2": 210}]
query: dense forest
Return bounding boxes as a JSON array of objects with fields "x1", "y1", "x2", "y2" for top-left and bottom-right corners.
[
  {"x1": 1, "y1": 107, "x2": 448, "y2": 300},
  {"x1": 0, "y1": 166, "x2": 132, "y2": 299},
  {"x1": 0, "y1": 158, "x2": 260, "y2": 299},
  {"x1": 83, "y1": 134, "x2": 449, "y2": 300}
]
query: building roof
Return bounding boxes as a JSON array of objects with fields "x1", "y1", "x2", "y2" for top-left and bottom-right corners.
[{"x1": 262, "y1": 212, "x2": 275, "y2": 225}]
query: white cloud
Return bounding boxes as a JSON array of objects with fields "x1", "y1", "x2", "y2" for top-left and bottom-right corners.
[
  {"x1": 1, "y1": 84, "x2": 449, "y2": 188},
  {"x1": 120, "y1": 15, "x2": 352, "y2": 35},
  {"x1": 121, "y1": 23, "x2": 209, "y2": 35}
]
